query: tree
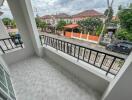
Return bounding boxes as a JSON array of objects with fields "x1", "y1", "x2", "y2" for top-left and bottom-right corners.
[
  {"x1": 11, "y1": 20, "x2": 16, "y2": 28},
  {"x1": 118, "y1": 5, "x2": 123, "y2": 10},
  {"x1": 104, "y1": 7, "x2": 113, "y2": 23},
  {"x1": 2, "y1": 18, "x2": 12, "y2": 26},
  {"x1": 98, "y1": 0, "x2": 114, "y2": 43},
  {"x1": 35, "y1": 17, "x2": 41, "y2": 28},
  {"x1": 116, "y1": 4, "x2": 132, "y2": 41},
  {"x1": 129, "y1": 3, "x2": 132, "y2": 8},
  {"x1": 39, "y1": 21, "x2": 47, "y2": 32},
  {"x1": 56, "y1": 20, "x2": 67, "y2": 31},
  {"x1": 116, "y1": 29, "x2": 132, "y2": 41},
  {"x1": 118, "y1": 7, "x2": 132, "y2": 32},
  {"x1": 77, "y1": 18, "x2": 103, "y2": 35}
]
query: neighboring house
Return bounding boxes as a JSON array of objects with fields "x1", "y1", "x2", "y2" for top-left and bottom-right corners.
[
  {"x1": 41, "y1": 13, "x2": 71, "y2": 25},
  {"x1": 41, "y1": 10, "x2": 105, "y2": 25},
  {"x1": 72, "y1": 10, "x2": 105, "y2": 23}
]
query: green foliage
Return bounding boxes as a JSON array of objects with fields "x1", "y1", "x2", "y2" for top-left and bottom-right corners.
[
  {"x1": 77, "y1": 18, "x2": 103, "y2": 35},
  {"x1": 11, "y1": 20, "x2": 16, "y2": 28},
  {"x1": 39, "y1": 21, "x2": 47, "y2": 31},
  {"x1": 56, "y1": 20, "x2": 67, "y2": 31},
  {"x1": 2, "y1": 18, "x2": 17, "y2": 28},
  {"x1": 104, "y1": 7, "x2": 113, "y2": 23},
  {"x1": 118, "y1": 5, "x2": 123, "y2": 10},
  {"x1": 116, "y1": 4, "x2": 132, "y2": 41},
  {"x1": 118, "y1": 8, "x2": 132, "y2": 32},
  {"x1": 116, "y1": 29, "x2": 132, "y2": 41},
  {"x1": 129, "y1": 3, "x2": 132, "y2": 8},
  {"x1": 2, "y1": 18, "x2": 12, "y2": 26},
  {"x1": 35, "y1": 17, "x2": 41, "y2": 28}
]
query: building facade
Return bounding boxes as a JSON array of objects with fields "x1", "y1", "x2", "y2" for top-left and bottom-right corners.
[{"x1": 41, "y1": 10, "x2": 105, "y2": 24}]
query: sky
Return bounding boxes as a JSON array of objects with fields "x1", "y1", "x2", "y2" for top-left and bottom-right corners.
[{"x1": 0, "y1": 0, "x2": 132, "y2": 18}]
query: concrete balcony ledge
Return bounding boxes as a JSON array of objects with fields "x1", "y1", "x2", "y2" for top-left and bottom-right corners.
[{"x1": 42, "y1": 45, "x2": 110, "y2": 95}]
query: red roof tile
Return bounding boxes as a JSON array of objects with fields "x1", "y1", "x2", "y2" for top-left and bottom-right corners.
[{"x1": 64, "y1": 24, "x2": 79, "y2": 29}]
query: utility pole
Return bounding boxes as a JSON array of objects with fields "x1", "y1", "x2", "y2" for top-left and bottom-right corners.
[{"x1": 98, "y1": 0, "x2": 114, "y2": 43}]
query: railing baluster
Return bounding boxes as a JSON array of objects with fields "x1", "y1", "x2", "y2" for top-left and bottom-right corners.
[
  {"x1": 106, "y1": 57, "x2": 116, "y2": 75},
  {"x1": 40, "y1": 35, "x2": 42, "y2": 45},
  {"x1": 8, "y1": 38, "x2": 14, "y2": 49},
  {"x1": 0, "y1": 46, "x2": 5, "y2": 53},
  {"x1": 74, "y1": 45, "x2": 76, "y2": 57},
  {"x1": 3, "y1": 40, "x2": 9, "y2": 50},
  {"x1": 83, "y1": 48, "x2": 86, "y2": 60},
  {"x1": 18, "y1": 38, "x2": 23, "y2": 48},
  {"x1": 64, "y1": 42, "x2": 65, "y2": 53},
  {"x1": 77, "y1": 46, "x2": 80, "y2": 60},
  {"x1": 70, "y1": 44, "x2": 72, "y2": 55},
  {"x1": 100, "y1": 54, "x2": 106, "y2": 68},
  {"x1": 94, "y1": 52, "x2": 98, "y2": 65},
  {"x1": 88, "y1": 50, "x2": 91, "y2": 63}
]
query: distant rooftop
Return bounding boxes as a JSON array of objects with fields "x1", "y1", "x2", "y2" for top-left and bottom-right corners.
[
  {"x1": 41, "y1": 13, "x2": 71, "y2": 19},
  {"x1": 41, "y1": 9, "x2": 105, "y2": 19},
  {"x1": 72, "y1": 10, "x2": 104, "y2": 18}
]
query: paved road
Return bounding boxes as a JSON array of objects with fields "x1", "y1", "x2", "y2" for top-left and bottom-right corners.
[{"x1": 40, "y1": 32, "x2": 128, "y2": 59}]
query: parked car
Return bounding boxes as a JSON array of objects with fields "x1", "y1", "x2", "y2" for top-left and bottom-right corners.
[{"x1": 106, "y1": 41, "x2": 132, "y2": 54}]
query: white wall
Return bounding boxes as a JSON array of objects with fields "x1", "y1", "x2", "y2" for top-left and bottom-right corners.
[
  {"x1": 0, "y1": 19, "x2": 9, "y2": 39},
  {"x1": 42, "y1": 46, "x2": 110, "y2": 95},
  {"x1": 0, "y1": 53, "x2": 9, "y2": 73},
  {"x1": 7, "y1": 0, "x2": 42, "y2": 57},
  {"x1": 102, "y1": 53, "x2": 132, "y2": 100},
  {"x1": 2, "y1": 48, "x2": 35, "y2": 65}
]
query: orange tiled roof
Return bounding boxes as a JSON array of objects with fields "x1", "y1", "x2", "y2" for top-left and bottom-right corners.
[
  {"x1": 41, "y1": 13, "x2": 71, "y2": 19},
  {"x1": 72, "y1": 10, "x2": 104, "y2": 18},
  {"x1": 64, "y1": 24, "x2": 79, "y2": 29}
]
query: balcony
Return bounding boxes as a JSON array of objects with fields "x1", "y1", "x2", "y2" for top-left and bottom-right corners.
[
  {"x1": 0, "y1": 33, "x2": 127, "y2": 100},
  {"x1": 0, "y1": 0, "x2": 132, "y2": 100}
]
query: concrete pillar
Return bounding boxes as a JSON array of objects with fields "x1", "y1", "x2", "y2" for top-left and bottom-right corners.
[
  {"x1": 7, "y1": 0, "x2": 41, "y2": 56},
  {"x1": 102, "y1": 53, "x2": 132, "y2": 100},
  {"x1": 0, "y1": 19, "x2": 9, "y2": 39}
]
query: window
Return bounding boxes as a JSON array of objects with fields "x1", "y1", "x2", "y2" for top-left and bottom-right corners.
[{"x1": 0, "y1": 64, "x2": 16, "y2": 100}]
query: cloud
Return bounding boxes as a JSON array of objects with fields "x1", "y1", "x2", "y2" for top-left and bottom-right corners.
[{"x1": 0, "y1": 0, "x2": 132, "y2": 18}]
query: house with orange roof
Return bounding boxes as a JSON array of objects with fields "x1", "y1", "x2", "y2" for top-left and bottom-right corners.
[
  {"x1": 41, "y1": 10, "x2": 105, "y2": 25},
  {"x1": 72, "y1": 10, "x2": 105, "y2": 23}
]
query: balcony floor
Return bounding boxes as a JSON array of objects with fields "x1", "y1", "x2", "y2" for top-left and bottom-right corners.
[{"x1": 9, "y1": 56, "x2": 100, "y2": 100}]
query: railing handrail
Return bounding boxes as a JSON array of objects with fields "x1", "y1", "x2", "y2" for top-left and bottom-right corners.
[
  {"x1": 40, "y1": 35, "x2": 125, "y2": 60},
  {"x1": 0, "y1": 37, "x2": 13, "y2": 41}
]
